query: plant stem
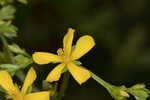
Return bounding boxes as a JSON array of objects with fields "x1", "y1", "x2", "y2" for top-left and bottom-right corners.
[
  {"x1": 57, "y1": 71, "x2": 70, "y2": 100},
  {"x1": 90, "y1": 71, "x2": 112, "y2": 91}
]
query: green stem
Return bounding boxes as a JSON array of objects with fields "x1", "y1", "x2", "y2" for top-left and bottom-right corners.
[
  {"x1": 57, "y1": 71, "x2": 70, "y2": 100},
  {"x1": 90, "y1": 72, "x2": 112, "y2": 91}
]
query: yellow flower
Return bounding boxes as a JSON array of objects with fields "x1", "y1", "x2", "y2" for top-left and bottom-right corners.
[
  {"x1": 0, "y1": 67, "x2": 50, "y2": 100},
  {"x1": 32, "y1": 28, "x2": 95, "y2": 85}
]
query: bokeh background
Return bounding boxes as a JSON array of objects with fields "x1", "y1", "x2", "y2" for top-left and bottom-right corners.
[{"x1": 14, "y1": 0, "x2": 150, "y2": 99}]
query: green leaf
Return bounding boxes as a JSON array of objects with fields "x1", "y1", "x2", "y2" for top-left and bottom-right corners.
[
  {"x1": 17, "y1": 0, "x2": 27, "y2": 4},
  {"x1": 131, "y1": 84, "x2": 146, "y2": 89},
  {"x1": 0, "y1": 21, "x2": 17, "y2": 38},
  {"x1": 14, "y1": 55, "x2": 32, "y2": 68},
  {"x1": 0, "y1": 55, "x2": 32, "y2": 75},
  {"x1": 128, "y1": 84, "x2": 149, "y2": 100},
  {"x1": 8, "y1": 44, "x2": 27, "y2": 55},
  {"x1": 0, "y1": 64, "x2": 19, "y2": 75},
  {"x1": 0, "y1": 5, "x2": 16, "y2": 20},
  {"x1": 130, "y1": 90, "x2": 148, "y2": 100}
]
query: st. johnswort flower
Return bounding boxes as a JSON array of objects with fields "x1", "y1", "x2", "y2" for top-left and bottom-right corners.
[
  {"x1": 0, "y1": 67, "x2": 50, "y2": 100},
  {"x1": 32, "y1": 28, "x2": 95, "y2": 84}
]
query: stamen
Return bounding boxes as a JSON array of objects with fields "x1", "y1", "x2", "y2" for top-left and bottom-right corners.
[{"x1": 57, "y1": 48, "x2": 64, "y2": 56}]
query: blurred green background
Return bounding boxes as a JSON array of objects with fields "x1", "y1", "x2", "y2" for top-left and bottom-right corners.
[{"x1": 14, "y1": 0, "x2": 150, "y2": 99}]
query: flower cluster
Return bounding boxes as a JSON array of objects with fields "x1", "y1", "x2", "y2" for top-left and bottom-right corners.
[{"x1": 0, "y1": 28, "x2": 95, "y2": 100}]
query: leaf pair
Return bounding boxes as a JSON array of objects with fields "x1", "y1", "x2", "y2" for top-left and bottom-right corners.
[
  {"x1": 0, "y1": 44, "x2": 32, "y2": 75},
  {"x1": 108, "y1": 84, "x2": 150, "y2": 100}
]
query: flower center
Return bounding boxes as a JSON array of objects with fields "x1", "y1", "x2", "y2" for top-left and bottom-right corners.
[
  {"x1": 63, "y1": 55, "x2": 72, "y2": 64},
  {"x1": 57, "y1": 48, "x2": 73, "y2": 64}
]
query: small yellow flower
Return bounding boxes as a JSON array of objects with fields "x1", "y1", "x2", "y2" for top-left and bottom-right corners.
[
  {"x1": 32, "y1": 28, "x2": 95, "y2": 84},
  {"x1": 0, "y1": 67, "x2": 50, "y2": 100}
]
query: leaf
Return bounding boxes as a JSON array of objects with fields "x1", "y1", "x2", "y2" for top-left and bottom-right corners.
[
  {"x1": 17, "y1": 0, "x2": 27, "y2": 4},
  {"x1": 14, "y1": 55, "x2": 32, "y2": 68},
  {"x1": 8, "y1": 44, "x2": 27, "y2": 55},
  {"x1": 128, "y1": 84, "x2": 149, "y2": 100},
  {"x1": 131, "y1": 84, "x2": 146, "y2": 89},
  {"x1": 0, "y1": 54, "x2": 32, "y2": 74},
  {"x1": 0, "y1": 55, "x2": 32, "y2": 75},
  {"x1": 0, "y1": 64, "x2": 19, "y2": 75},
  {"x1": 130, "y1": 90, "x2": 148, "y2": 100},
  {"x1": 0, "y1": 21, "x2": 17, "y2": 38},
  {"x1": 0, "y1": 5, "x2": 16, "y2": 20}
]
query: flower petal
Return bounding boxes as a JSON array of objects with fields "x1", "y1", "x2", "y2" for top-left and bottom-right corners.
[
  {"x1": 0, "y1": 71, "x2": 17, "y2": 95},
  {"x1": 63, "y1": 28, "x2": 75, "y2": 56},
  {"x1": 71, "y1": 35, "x2": 95, "y2": 60},
  {"x1": 24, "y1": 91, "x2": 50, "y2": 100},
  {"x1": 46, "y1": 63, "x2": 65, "y2": 82},
  {"x1": 32, "y1": 52, "x2": 62, "y2": 64},
  {"x1": 21, "y1": 67, "x2": 36, "y2": 95},
  {"x1": 68, "y1": 63, "x2": 91, "y2": 85}
]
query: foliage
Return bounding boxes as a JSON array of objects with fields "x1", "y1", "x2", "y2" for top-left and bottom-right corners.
[{"x1": 0, "y1": 0, "x2": 150, "y2": 100}]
